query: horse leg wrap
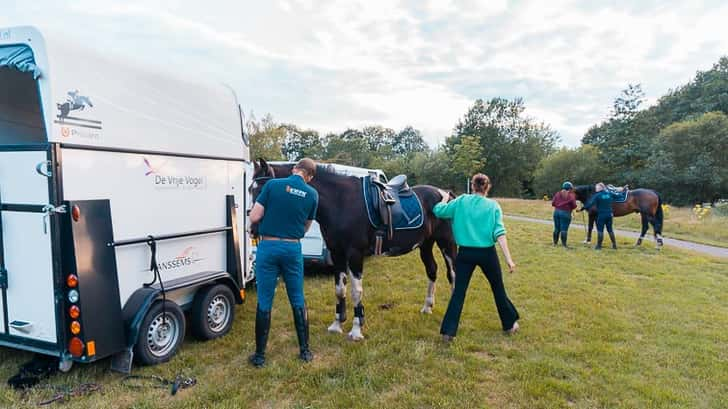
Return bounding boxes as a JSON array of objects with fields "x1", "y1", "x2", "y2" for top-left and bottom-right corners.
[
  {"x1": 336, "y1": 299, "x2": 347, "y2": 323},
  {"x1": 354, "y1": 304, "x2": 365, "y2": 327},
  {"x1": 375, "y1": 233, "x2": 384, "y2": 255}
]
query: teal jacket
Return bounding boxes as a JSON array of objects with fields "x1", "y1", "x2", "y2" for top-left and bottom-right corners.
[
  {"x1": 433, "y1": 194, "x2": 506, "y2": 247},
  {"x1": 583, "y1": 190, "x2": 619, "y2": 217}
]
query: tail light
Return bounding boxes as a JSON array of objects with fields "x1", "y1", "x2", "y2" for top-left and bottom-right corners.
[
  {"x1": 69, "y1": 305, "x2": 80, "y2": 319},
  {"x1": 72, "y1": 205, "x2": 81, "y2": 222},
  {"x1": 67, "y1": 289, "x2": 79, "y2": 303},
  {"x1": 70, "y1": 321, "x2": 81, "y2": 335},
  {"x1": 66, "y1": 274, "x2": 78, "y2": 288},
  {"x1": 69, "y1": 337, "x2": 84, "y2": 357}
]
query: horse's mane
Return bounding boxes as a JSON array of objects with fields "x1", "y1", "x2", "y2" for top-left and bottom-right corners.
[
  {"x1": 574, "y1": 184, "x2": 595, "y2": 195},
  {"x1": 269, "y1": 162, "x2": 355, "y2": 183}
]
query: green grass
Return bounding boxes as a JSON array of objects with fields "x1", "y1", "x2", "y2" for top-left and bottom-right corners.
[
  {"x1": 499, "y1": 198, "x2": 728, "y2": 248},
  {"x1": 1, "y1": 220, "x2": 727, "y2": 408}
]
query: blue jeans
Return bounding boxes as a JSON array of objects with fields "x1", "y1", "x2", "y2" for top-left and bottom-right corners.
[
  {"x1": 596, "y1": 214, "x2": 614, "y2": 234},
  {"x1": 553, "y1": 209, "x2": 572, "y2": 233},
  {"x1": 255, "y1": 240, "x2": 305, "y2": 312}
]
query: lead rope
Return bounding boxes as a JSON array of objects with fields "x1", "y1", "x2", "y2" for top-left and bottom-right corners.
[
  {"x1": 121, "y1": 374, "x2": 197, "y2": 396},
  {"x1": 145, "y1": 236, "x2": 167, "y2": 324}
]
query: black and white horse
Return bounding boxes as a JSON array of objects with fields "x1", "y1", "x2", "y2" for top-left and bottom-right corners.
[{"x1": 250, "y1": 159, "x2": 457, "y2": 340}]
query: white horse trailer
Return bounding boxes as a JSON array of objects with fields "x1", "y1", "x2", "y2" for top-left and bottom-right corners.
[{"x1": 0, "y1": 26, "x2": 253, "y2": 373}]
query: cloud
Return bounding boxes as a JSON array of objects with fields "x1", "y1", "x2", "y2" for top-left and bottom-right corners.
[{"x1": 2, "y1": 0, "x2": 728, "y2": 147}]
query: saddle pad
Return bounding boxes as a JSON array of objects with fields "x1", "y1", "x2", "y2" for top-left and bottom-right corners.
[
  {"x1": 362, "y1": 176, "x2": 424, "y2": 231},
  {"x1": 606, "y1": 186, "x2": 629, "y2": 203}
]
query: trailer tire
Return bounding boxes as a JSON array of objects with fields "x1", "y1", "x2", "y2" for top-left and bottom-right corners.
[
  {"x1": 134, "y1": 300, "x2": 186, "y2": 366},
  {"x1": 191, "y1": 284, "x2": 236, "y2": 340}
]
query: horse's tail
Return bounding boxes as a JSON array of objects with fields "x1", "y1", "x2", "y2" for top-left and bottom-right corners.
[{"x1": 654, "y1": 193, "x2": 664, "y2": 235}]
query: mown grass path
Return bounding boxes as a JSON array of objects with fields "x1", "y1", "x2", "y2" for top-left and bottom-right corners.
[{"x1": 1, "y1": 220, "x2": 727, "y2": 408}]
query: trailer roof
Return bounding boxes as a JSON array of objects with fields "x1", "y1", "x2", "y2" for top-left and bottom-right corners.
[{"x1": 0, "y1": 26, "x2": 248, "y2": 160}]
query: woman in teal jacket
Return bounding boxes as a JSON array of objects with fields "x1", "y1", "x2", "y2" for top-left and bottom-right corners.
[{"x1": 434, "y1": 174, "x2": 519, "y2": 341}]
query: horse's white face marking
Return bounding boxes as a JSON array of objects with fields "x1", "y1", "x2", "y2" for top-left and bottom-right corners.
[{"x1": 421, "y1": 280, "x2": 436, "y2": 314}]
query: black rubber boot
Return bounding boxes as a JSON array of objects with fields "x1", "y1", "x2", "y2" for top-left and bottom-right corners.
[
  {"x1": 248, "y1": 307, "x2": 271, "y2": 368},
  {"x1": 552, "y1": 231, "x2": 559, "y2": 246},
  {"x1": 560, "y1": 231, "x2": 569, "y2": 248},
  {"x1": 609, "y1": 232, "x2": 617, "y2": 249},
  {"x1": 595, "y1": 233, "x2": 604, "y2": 250},
  {"x1": 293, "y1": 306, "x2": 313, "y2": 363}
]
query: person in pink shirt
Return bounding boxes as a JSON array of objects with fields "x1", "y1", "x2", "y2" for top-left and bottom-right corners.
[{"x1": 551, "y1": 181, "x2": 577, "y2": 247}]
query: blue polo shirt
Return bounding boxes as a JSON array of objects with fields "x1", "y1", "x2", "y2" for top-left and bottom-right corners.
[{"x1": 256, "y1": 174, "x2": 318, "y2": 239}]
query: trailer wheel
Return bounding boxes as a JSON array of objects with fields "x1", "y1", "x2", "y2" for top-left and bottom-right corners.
[
  {"x1": 191, "y1": 284, "x2": 235, "y2": 340},
  {"x1": 134, "y1": 300, "x2": 186, "y2": 365}
]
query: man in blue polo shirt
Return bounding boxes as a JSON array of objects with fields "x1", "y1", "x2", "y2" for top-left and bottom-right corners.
[{"x1": 248, "y1": 158, "x2": 319, "y2": 367}]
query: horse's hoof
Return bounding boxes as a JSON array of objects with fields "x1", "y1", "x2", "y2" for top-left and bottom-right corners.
[
  {"x1": 347, "y1": 330, "x2": 364, "y2": 341},
  {"x1": 327, "y1": 321, "x2": 343, "y2": 334},
  {"x1": 420, "y1": 306, "x2": 433, "y2": 314}
]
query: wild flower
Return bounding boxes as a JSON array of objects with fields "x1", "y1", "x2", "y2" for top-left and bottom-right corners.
[
  {"x1": 693, "y1": 204, "x2": 711, "y2": 221},
  {"x1": 661, "y1": 203, "x2": 670, "y2": 218}
]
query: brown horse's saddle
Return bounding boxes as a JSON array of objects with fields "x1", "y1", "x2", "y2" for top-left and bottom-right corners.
[
  {"x1": 606, "y1": 184, "x2": 629, "y2": 203},
  {"x1": 363, "y1": 175, "x2": 423, "y2": 255}
]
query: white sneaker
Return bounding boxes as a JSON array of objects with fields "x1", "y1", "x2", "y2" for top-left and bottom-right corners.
[{"x1": 506, "y1": 322, "x2": 520, "y2": 335}]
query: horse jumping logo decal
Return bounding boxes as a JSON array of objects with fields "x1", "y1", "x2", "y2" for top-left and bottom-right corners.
[
  {"x1": 53, "y1": 89, "x2": 103, "y2": 134},
  {"x1": 57, "y1": 90, "x2": 93, "y2": 119}
]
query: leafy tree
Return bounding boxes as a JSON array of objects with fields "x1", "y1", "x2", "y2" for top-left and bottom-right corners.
[
  {"x1": 644, "y1": 111, "x2": 728, "y2": 204},
  {"x1": 323, "y1": 132, "x2": 371, "y2": 167},
  {"x1": 447, "y1": 98, "x2": 559, "y2": 197},
  {"x1": 451, "y1": 135, "x2": 485, "y2": 179},
  {"x1": 533, "y1": 145, "x2": 609, "y2": 196},
  {"x1": 391, "y1": 126, "x2": 428, "y2": 157},
  {"x1": 281, "y1": 125, "x2": 324, "y2": 161},
  {"x1": 247, "y1": 113, "x2": 284, "y2": 160}
]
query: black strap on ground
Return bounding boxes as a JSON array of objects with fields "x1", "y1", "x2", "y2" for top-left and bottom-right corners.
[
  {"x1": 121, "y1": 374, "x2": 197, "y2": 396},
  {"x1": 144, "y1": 235, "x2": 167, "y2": 322},
  {"x1": 37, "y1": 383, "x2": 102, "y2": 406}
]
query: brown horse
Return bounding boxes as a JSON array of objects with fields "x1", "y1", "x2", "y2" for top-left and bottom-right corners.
[{"x1": 574, "y1": 185, "x2": 664, "y2": 248}]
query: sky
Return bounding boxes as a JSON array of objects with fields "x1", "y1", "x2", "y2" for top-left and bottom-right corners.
[{"x1": 3, "y1": 0, "x2": 727, "y2": 147}]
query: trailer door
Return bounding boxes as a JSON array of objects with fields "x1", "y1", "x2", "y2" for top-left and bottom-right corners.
[{"x1": 0, "y1": 149, "x2": 59, "y2": 344}]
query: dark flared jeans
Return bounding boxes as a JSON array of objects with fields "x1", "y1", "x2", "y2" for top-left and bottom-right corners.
[{"x1": 440, "y1": 246, "x2": 520, "y2": 336}]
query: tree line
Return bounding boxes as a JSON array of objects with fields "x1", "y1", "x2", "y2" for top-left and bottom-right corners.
[
  {"x1": 247, "y1": 97, "x2": 558, "y2": 197},
  {"x1": 537, "y1": 57, "x2": 728, "y2": 205},
  {"x1": 249, "y1": 56, "x2": 728, "y2": 205}
]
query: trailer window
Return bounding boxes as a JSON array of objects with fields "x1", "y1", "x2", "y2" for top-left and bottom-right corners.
[{"x1": 0, "y1": 67, "x2": 46, "y2": 144}]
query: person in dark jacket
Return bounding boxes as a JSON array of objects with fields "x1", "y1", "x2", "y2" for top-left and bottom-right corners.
[
  {"x1": 581, "y1": 182, "x2": 620, "y2": 250},
  {"x1": 551, "y1": 181, "x2": 577, "y2": 247}
]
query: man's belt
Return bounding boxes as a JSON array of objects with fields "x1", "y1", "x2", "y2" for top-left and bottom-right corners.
[{"x1": 261, "y1": 236, "x2": 300, "y2": 243}]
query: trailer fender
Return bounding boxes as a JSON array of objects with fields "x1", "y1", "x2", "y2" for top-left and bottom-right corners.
[
  {"x1": 122, "y1": 287, "x2": 162, "y2": 348},
  {"x1": 214, "y1": 276, "x2": 245, "y2": 305}
]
